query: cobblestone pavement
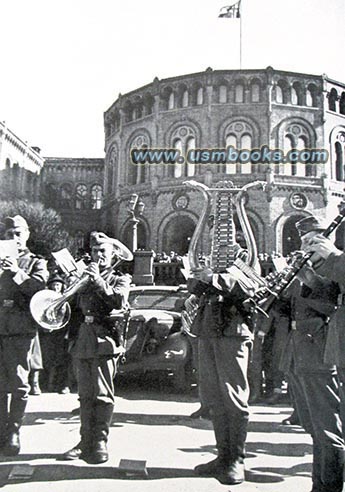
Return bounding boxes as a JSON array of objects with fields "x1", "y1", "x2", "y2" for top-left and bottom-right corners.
[{"x1": 0, "y1": 379, "x2": 314, "y2": 492}]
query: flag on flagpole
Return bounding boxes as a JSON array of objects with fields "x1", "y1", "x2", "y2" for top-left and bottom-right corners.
[{"x1": 218, "y1": 0, "x2": 241, "y2": 18}]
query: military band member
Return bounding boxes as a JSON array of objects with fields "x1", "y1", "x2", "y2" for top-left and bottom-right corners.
[
  {"x1": 279, "y1": 216, "x2": 344, "y2": 492},
  {"x1": 62, "y1": 231, "x2": 131, "y2": 464},
  {"x1": 0, "y1": 215, "x2": 49, "y2": 455},
  {"x1": 304, "y1": 225, "x2": 345, "y2": 439},
  {"x1": 186, "y1": 246, "x2": 253, "y2": 486}
]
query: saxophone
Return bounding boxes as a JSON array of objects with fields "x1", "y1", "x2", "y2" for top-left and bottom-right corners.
[{"x1": 181, "y1": 180, "x2": 266, "y2": 335}]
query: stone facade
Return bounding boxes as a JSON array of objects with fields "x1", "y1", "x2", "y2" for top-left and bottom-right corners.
[
  {"x1": 0, "y1": 121, "x2": 44, "y2": 202},
  {"x1": 40, "y1": 157, "x2": 104, "y2": 250},
  {"x1": 102, "y1": 67, "x2": 345, "y2": 256}
]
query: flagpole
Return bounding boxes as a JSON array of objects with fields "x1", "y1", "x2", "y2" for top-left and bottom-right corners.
[{"x1": 239, "y1": 0, "x2": 242, "y2": 69}]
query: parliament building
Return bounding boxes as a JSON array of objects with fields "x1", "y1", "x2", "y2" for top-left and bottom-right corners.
[{"x1": 1, "y1": 66, "x2": 345, "y2": 257}]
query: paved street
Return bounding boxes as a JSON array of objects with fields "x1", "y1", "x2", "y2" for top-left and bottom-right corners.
[{"x1": 0, "y1": 379, "x2": 314, "y2": 492}]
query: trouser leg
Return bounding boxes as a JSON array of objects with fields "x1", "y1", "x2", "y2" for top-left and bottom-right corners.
[
  {"x1": 292, "y1": 371, "x2": 344, "y2": 492},
  {"x1": 0, "y1": 393, "x2": 8, "y2": 449},
  {"x1": 4, "y1": 398, "x2": 27, "y2": 456},
  {"x1": 88, "y1": 401, "x2": 114, "y2": 464},
  {"x1": 29, "y1": 370, "x2": 41, "y2": 395}
]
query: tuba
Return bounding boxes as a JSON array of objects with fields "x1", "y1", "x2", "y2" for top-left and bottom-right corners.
[
  {"x1": 30, "y1": 243, "x2": 133, "y2": 331},
  {"x1": 181, "y1": 179, "x2": 266, "y2": 334}
]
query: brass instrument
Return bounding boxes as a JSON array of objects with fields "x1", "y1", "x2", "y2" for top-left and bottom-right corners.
[
  {"x1": 244, "y1": 203, "x2": 345, "y2": 317},
  {"x1": 30, "y1": 242, "x2": 133, "y2": 331},
  {"x1": 181, "y1": 180, "x2": 266, "y2": 334}
]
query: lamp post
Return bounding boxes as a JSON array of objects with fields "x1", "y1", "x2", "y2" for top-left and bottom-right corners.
[{"x1": 127, "y1": 193, "x2": 145, "y2": 252}]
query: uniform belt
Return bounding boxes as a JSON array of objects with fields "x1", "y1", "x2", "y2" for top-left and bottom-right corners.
[
  {"x1": 337, "y1": 293, "x2": 345, "y2": 306},
  {"x1": 2, "y1": 300, "x2": 14, "y2": 308},
  {"x1": 84, "y1": 315, "x2": 95, "y2": 324}
]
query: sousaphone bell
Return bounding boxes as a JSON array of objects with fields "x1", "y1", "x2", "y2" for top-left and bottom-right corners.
[{"x1": 30, "y1": 240, "x2": 133, "y2": 331}]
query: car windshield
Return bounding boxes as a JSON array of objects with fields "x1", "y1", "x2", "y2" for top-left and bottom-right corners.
[{"x1": 129, "y1": 290, "x2": 186, "y2": 312}]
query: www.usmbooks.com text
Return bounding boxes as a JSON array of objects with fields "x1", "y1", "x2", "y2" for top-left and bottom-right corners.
[{"x1": 130, "y1": 146, "x2": 329, "y2": 165}]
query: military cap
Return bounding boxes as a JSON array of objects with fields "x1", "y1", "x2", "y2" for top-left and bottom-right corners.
[
  {"x1": 89, "y1": 231, "x2": 132, "y2": 260},
  {"x1": 4, "y1": 215, "x2": 29, "y2": 230},
  {"x1": 47, "y1": 274, "x2": 65, "y2": 286},
  {"x1": 295, "y1": 215, "x2": 325, "y2": 237}
]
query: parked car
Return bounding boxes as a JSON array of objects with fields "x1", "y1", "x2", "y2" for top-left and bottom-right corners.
[{"x1": 112, "y1": 284, "x2": 194, "y2": 391}]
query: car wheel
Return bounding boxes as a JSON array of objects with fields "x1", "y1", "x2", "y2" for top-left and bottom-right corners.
[{"x1": 171, "y1": 361, "x2": 193, "y2": 392}]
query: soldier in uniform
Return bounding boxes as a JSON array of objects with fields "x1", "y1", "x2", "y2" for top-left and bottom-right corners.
[
  {"x1": 279, "y1": 216, "x2": 344, "y2": 492},
  {"x1": 62, "y1": 231, "x2": 131, "y2": 464},
  {"x1": 303, "y1": 221, "x2": 345, "y2": 439},
  {"x1": 0, "y1": 215, "x2": 49, "y2": 455},
  {"x1": 186, "y1": 252, "x2": 253, "y2": 486}
]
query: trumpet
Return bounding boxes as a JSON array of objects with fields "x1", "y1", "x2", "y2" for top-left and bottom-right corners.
[{"x1": 30, "y1": 241, "x2": 133, "y2": 331}]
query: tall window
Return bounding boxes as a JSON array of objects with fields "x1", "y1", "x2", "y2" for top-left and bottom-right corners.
[
  {"x1": 340, "y1": 93, "x2": 345, "y2": 115},
  {"x1": 328, "y1": 89, "x2": 338, "y2": 111},
  {"x1": 235, "y1": 83, "x2": 244, "y2": 103},
  {"x1": 75, "y1": 184, "x2": 88, "y2": 209},
  {"x1": 250, "y1": 82, "x2": 260, "y2": 102},
  {"x1": 168, "y1": 91, "x2": 175, "y2": 109},
  {"x1": 219, "y1": 85, "x2": 227, "y2": 103},
  {"x1": 278, "y1": 123, "x2": 312, "y2": 177},
  {"x1": 128, "y1": 134, "x2": 149, "y2": 185},
  {"x1": 168, "y1": 126, "x2": 197, "y2": 178},
  {"x1": 107, "y1": 147, "x2": 117, "y2": 195},
  {"x1": 91, "y1": 184, "x2": 103, "y2": 209},
  {"x1": 182, "y1": 90, "x2": 189, "y2": 107},
  {"x1": 334, "y1": 132, "x2": 345, "y2": 181},
  {"x1": 197, "y1": 87, "x2": 203, "y2": 105},
  {"x1": 275, "y1": 85, "x2": 283, "y2": 103},
  {"x1": 223, "y1": 121, "x2": 255, "y2": 174},
  {"x1": 60, "y1": 183, "x2": 73, "y2": 209}
]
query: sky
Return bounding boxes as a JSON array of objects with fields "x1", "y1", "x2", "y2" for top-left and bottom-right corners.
[{"x1": 1, "y1": 0, "x2": 344, "y2": 158}]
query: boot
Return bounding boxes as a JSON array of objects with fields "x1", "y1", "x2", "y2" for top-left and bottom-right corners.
[
  {"x1": 217, "y1": 415, "x2": 248, "y2": 485},
  {"x1": 0, "y1": 393, "x2": 8, "y2": 450},
  {"x1": 88, "y1": 402, "x2": 114, "y2": 464},
  {"x1": 194, "y1": 413, "x2": 230, "y2": 476},
  {"x1": 3, "y1": 398, "x2": 27, "y2": 456},
  {"x1": 29, "y1": 371, "x2": 41, "y2": 396},
  {"x1": 62, "y1": 399, "x2": 94, "y2": 461}
]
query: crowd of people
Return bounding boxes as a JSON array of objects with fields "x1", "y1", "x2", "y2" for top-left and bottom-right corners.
[{"x1": 1, "y1": 211, "x2": 345, "y2": 490}]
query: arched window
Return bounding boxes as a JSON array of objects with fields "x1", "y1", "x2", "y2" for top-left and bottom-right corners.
[
  {"x1": 5, "y1": 158, "x2": 11, "y2": 169},
  {"x1": 340, "y1": 93, "x2": 345, "y2": 115},
  {"x1": 173, "y1": 138, "x2": 183, "y2": 178},
  {"x1": 219, "y1": 85, "x2": 227, "y2": 103},
  {"x1": 91, "y1": 184, "x2": 103, "y2": 209},
  {"x1": 186, "y1": 137, "x2": 196, "y2": 177},
  {"x1": 275, "y1": 80, "x2": 289, "y2": 104},
  {"x1": 291, "y1": 82, "x2": 303, "y2": 105},
  {"x1": 182, "y1": 90, "x2": 189, "y2": 107},
  {"x1": 60, "y1": 183, "x2": 73, "y2": 209},
  {"x1": 328, "y1": 88, "x2": 338, "y2": 111},
  {"x1": 279, "y1": 123, "x2": 312, "y2": 177},
  {"x1": 250, "y1": 82, "x2": 260, "y2": 102},
  {"x1": 197, "y1": 87, "x2": 203, "y2": 105},
  {"x1": 223, "y1": 120, "x2": 255, "y2": 174},
  {"x1": 168, "y1": 92, "x2": 175, "y2": 109},
  {"x1": 128, "y1": 134, "x2": 149, "y2": 185},
  {"x1": 168, "y1": 125, "x2": 197, "y2": 179},
  {"x1": 235, "y1": 83, "x2": 244, "y2": 103},
  {"x1": 75, "y1": 184, "x2": 88, "y2": 209},
  {"x1": 107, "y1": 147, "x2": 117, "y2": 195},
  {"x1": 275, "y1": 85, "x2": 283, "y2": 103},
  {"x1": 335, "y1": 139, "x2": 345, "y2": 181},
  {"x1": 306, "y1": 84, "x2": 318, "y2": 108}
]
